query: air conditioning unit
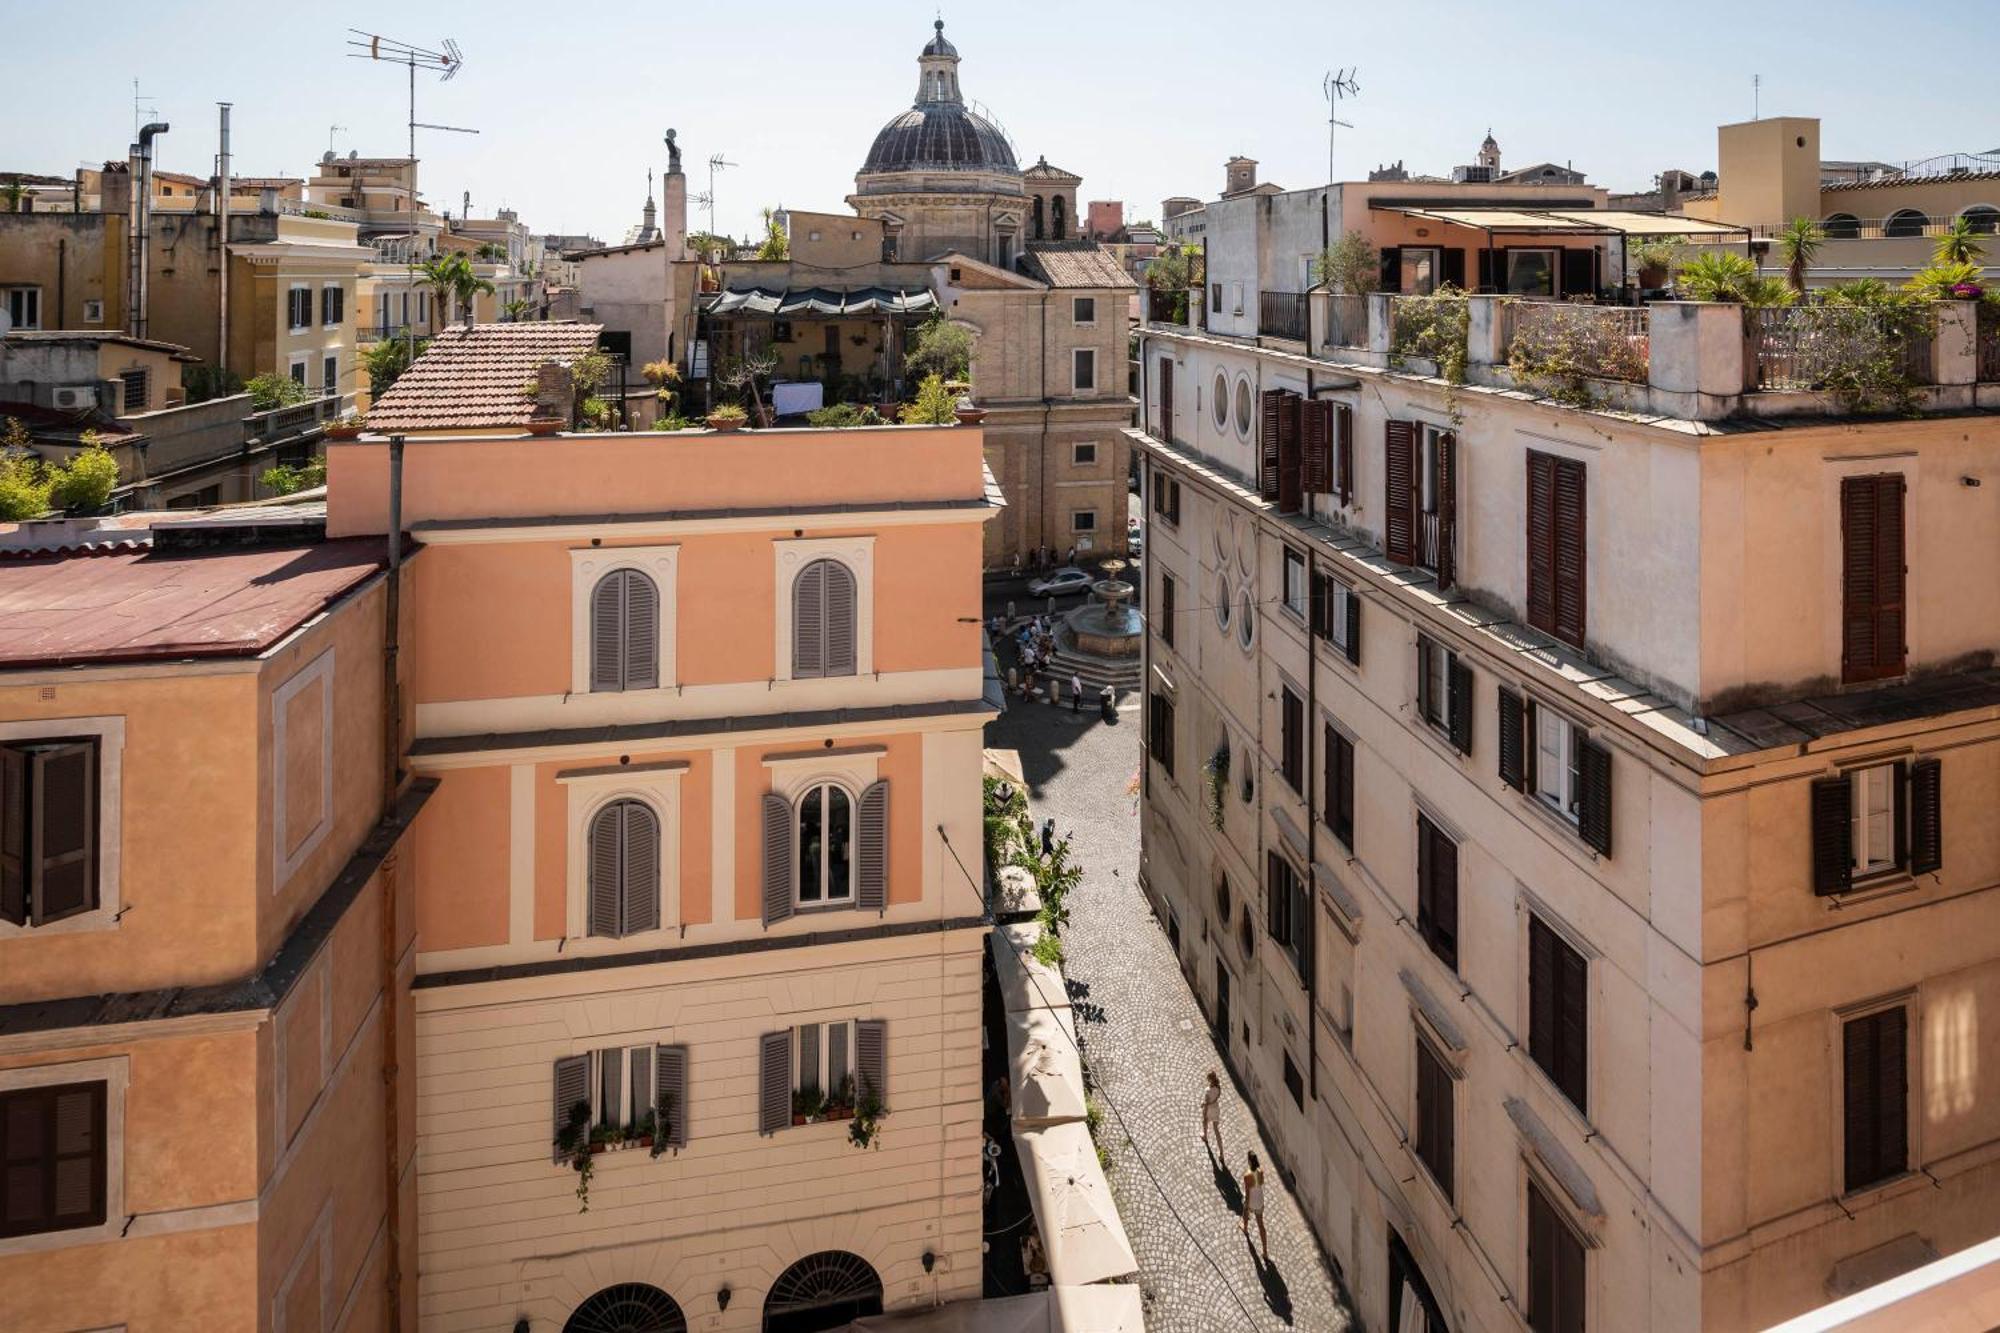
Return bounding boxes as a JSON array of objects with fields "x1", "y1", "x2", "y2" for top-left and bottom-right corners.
[{"x1": 53, "y1": 385, "x2": 97, "y2": 411}]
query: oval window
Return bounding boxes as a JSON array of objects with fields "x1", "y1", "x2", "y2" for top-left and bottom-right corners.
[
  {"x1": 1237, "y1": 592, "x2": 1256, "y2": 648},
  {"x1": 1234, "y1": 378, "x2": 1253, "y2": 441},
  {"x1": 1215, "y1": 575, "x2": 1233, "y2": 631},
  {"x1": 1212, "y1": 372, "x2": 1230, "y2": 431}
]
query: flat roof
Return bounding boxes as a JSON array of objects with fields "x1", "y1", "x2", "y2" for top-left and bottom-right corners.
[
  {"x1": 1369, "y1": 204, "x2": 1746, "y2": 237},
  {"x1": 0, "y1": 537, "x2": 389, "y2": 668}
]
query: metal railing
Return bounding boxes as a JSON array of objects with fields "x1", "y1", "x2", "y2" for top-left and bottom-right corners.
[
  {"x1": 1750, "y1": 305, "x2": 1934, "y2": 391},
  {"x1": 1717, "y1": 212, "x2": 2000, "y2": 241},
  {"x1": 1258, "y1": 290, "x2": 1310, "y2": 341},
  {"x1": 1507, "y1": 301, "x2": 1650, "y2": 384},
  {"x1": 1416, "y1": 512, "x2": 1443, "y2": 575},
  {"x1": 1980, "y1": 303, "x2": 2000, "y2": 382},
  {"x1": 357, "y1": 323, "x2": 410, "y2": 343},
  {"x1": 277, "y1": 197, "x2": 364, "y2": 221},
  {"x1": 1146, "y1": 287, "x2": 1188, "y2": 326},
  {"x1": 1323, "y1": 293, "x2": 1368, "y2": 349}
]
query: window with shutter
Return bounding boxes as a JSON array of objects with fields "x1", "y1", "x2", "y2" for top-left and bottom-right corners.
[
  {"x1": 1810, "y1": 776, "x2": 1853, "y2": 896},
  {"x1": 758, "y1": 1031, "x2": 792, "y2": 1135},
  {"x1": 856, "y1": 780, "x2": 888, "y2": 912},
  {"x1": 1157, "y1": 358, "x2": 1174, "y2": 443},
  {"x1": 1385, "y1": 421, "x2": 1416, "y2": 564},
  {"x1": 1301, "y1": 399, "x2": 1333, "y2": 495},
  {"x1": 0, "y1": 739, "x2": 99, "y2": 927},
  {"x1": 1433, "y1": 430, "x2": 1458, "y2": 591},
  {"x1": 1840, "y1": 474, "x2": 1906, "y2": 684},
  {"x1": 1265, "y1": 853, "x2": 1309, "y2": 979},
  {"x1": 1148, "y1": 692, "x2": 1175, "y2": 778},
  {"x1": 1416, "y1": 814, "x2": 1458, "y2": 971},
  {"x1": 762, "y1": 792, "x2": 795, "y2": 925},
  {"x1": 1498, "y1": 687, "x2": 1528, "y2": 791},
  {"x1": 856, "y1": 1019, "x2": 887, "y2": 1110},
  {"x1": 589, "y1": 569, "x2": 661, "y2": 692},
  {"x1": 1323, "y1": 723, "x2": 1355, "y2": 851},
  {"x1": 796, "y1": 783, "x2": 856, "y2": 906},
  {"x1": 1335, "y1": 404, "x2": 1354, "y2": 505},
  {"x1": 1529, "y1": 916, "x2": 1589, "y2": 1115},
  {"x1": 0, "y1": 1081, "x2": 107, "y2": 1238},
  {"x1": 1526, "y1": 452, "x2": 1588, "y2": 649},
  {"x1": 1260, "y1": 390, "x2": 1285, "y2": 501},
  {"x1": 656, "y1": 1044, "x2": 689, "y2": 1147},
  {"x1": 586, "y1": 800, "x2": 658, "y2": 938},
  {"x1": 551, "y1": 1055, "x2": 589, "y2": 1161},
  {"x1": 1159, "y1": 573, "x2": 1175, "y2": 648},
  {"x1": 793, "y1": 558, "x2": 857, "y2": 679},
  {"x1": 1447, "y1": 657, "x2": 1474, "y2": 755},
  {"x1": 1909, "y1": 757, "x2": 1942, "y2": 875},
  {"x1": 1527, "y1": 1179, "x2": 1587, "y2": 1333},
  {"x1": 1842, "y1": 1006, "x2": 1908, "y2": 1194},
  {"x1": 627, "y1": 1046, "x2": 653, "y2": 1128},
  {"x1": 1280, "y1": 685, "x2": 1304, "y2": 793},
  {"x1": 1413, "y1": 1037, "x2": 1454, "y2": 1201},
  {"x1": 1576, "y1": 738, "x2": 1613, "y2": 857}
]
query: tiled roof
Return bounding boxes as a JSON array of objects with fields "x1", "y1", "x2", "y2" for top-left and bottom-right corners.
[
  {"x1": 1822, "y1": 169, "x2": 2000, "y2": 193},
  {"x1": 1019, "y1": 241, "x2": 1136, "y2": 290},
  {"x1": 2, "y1": 330, "x2": 197, "y2": 360},
  {"x1": 365, "y1": 322, "x2": 604, "y2": 432}
]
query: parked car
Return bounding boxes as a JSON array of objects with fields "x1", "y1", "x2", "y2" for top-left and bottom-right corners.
[
  {"x1": 1028, "y1": 567, "x2": 1094, "y2": 598},
  {"x1": 1127, "y1": 519, "x2": 1143, "y2": 558}
]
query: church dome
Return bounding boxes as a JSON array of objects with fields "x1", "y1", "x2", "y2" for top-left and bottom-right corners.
[{"x1": 859, "y1": 21, "x2": 1019, "y2": 178}]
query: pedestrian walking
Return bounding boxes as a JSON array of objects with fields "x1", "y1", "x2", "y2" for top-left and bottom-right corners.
[
  {"x1": 1099, "y1": 683, "x2": 1116, "y2": 721},
  {"x1": 1006, "y1": 599, "x2": 1017, "y2": 623},
  {"x1": 1040, "y1": 817, "x2": 1055, "y2": 859},
  {"x1": 1006, "y1": 665, "x2": 1020, "y2": 696},
  {"x1": 1065, "y1": 544, "x2": 1077, "y2": 565},
  {"x1": 1200, "y1": 1069, "x2": 1224, "y2": 1157},
  {"x1": 1070, "y1": 673, "x2": 1083, "y2": 712},
  {"x1": 1241, "y1": 1151, "x2": 1268, "y2": 1255}
]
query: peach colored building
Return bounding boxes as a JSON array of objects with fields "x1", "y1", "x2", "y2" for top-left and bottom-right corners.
[
  {"x1": 0, "y1": 512, "x2": 431, "y2": 1332},
  {"x1": 324, "y1": 419, "x2": 1002, "y2": 1330}
]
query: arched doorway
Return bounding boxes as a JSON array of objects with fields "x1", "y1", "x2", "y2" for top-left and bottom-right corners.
[
  {"x1": 564, "y1": 1283, "x2": 688, "y2": 1333},
  {"x1": 762, "y1": 1251, "x2": 883, "y2": 1332}
]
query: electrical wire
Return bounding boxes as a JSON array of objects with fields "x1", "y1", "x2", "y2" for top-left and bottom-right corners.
[{"x1": 938, "y1": 828, "x2": 1265, "y2": 1328}]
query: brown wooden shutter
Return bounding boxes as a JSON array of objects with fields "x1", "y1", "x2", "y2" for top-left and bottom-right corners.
[
  {"x1": 591, "y1": 574, "x2": 626, "y2": 691},
  {"x1": 1841, "y1": 475, "x2": 1906, "y2": 683},
  {"x1": 587, "y1": 805, "x2": 622, "y2": 937},
  {"x1": 1277, "y1": 392, "x2": 1303, "y2": 513},
  {"x1": 1498, "y1": 686, "x2": 1528, "y2": 791},
  {"x1": 1333, "y1": 730, "x2": 1354, "y2": 850},
  {"x1": 792, "y1": 561, "x2": 826, "y2": 679},
  {"x1": 822, "y1": 561, "x2": 858, "y2": 677},
  {"x1": 1552, "y1": 458, "x2": 1587, "y2": 649},
  {"x1": 1529, "y1": 916, "x2": 1557, "y2": 1084},
  {"x1": 1843, "y1": 1007, "x2": 1908, "y2": 1193},
  {"x1": 1322, "y1": 723, "x2": 1338, "y2": 834},
  {"x1": 1415, "y1": 640, "x2": 1434, "y2": 723},
  {"x1": 1417, "y1": 818, "x2": 1460, "y2": 972},
  {"x1": 1300, "y1": 398, "x2": 1332, "y2": 495},
  {"x1": 1, "y1": 745, "x2": 28, "y2": 926},
  {"x1": 1526, "y1": 452, "x2": 1557, "y2": 634},
  {"x1": 1157, "y1": 357, "x2": 1173, "y2": 442},
  {"x1": 552, "y1": 1055, "x2": 589, "y2": 1158},
  {"x1": 1415, "y1": 1039, "x2": 1453, "y2": 1200},
  {"x1": 1309, "y1": 571, "x2": 1330, "y2": 639},
  {"x1": 1160, "y1": 573, "x2": 1176, "y2": 647},
  {"x1": 1577, "y1": 737, "x2": 1613, "y2": 858},
  {"x1": 622, "y1": 802, "x2": 661, "y2": 934},
  {"x1": 1558, "y1": 937, "x2": 1589, "y2": 1116},
  {"x1": 1810, "y1": 776, "x2": 1853, "y2": 896},
  {"x1": 762, "y1": 792, "x2": 795, "y2": 925},
  {"x1": 1344, "y1": 588, "x2": 1361, "y2": 665},
  {"x1": 856, "y1": 779, "x2": 888, "y2": 912},
  {"x1": 1384, "y1": 421, "x2": 1416, "y2": 564},
  {"x1": 856, "y1": 1019, "x2": 888, "y2": 1109},
  {"x1": 1909, "y1": 757, "x2": 1942, "y2": 875},
  {"x1": 758, "y1": 1031, "x2": 792, "y2": 1135},
  {"x1": 47, "y1": 1083, "x2": 105, "y2": 1232},
  {"x1": 29, "y1": 742, "x2": 95, "y2": 926},
  {"x1": 624, "y1": 572, "x2": 660, "y2": 690},
  {"x1": 1281, "y1": 688, "x2": 1303, "y2": 792},
  {"x1": 1447, "y1": 656, "x2": 1473, "y2": 755},
  {"x1": 656, "y1": 1044, "x2": 689, "y2": 1147},
  {"x1": 1335, "y1": 404, "x2": 1354, "y2": 505},
  {"x1": 1259, "y1": 389, "x2": 1285, "y2": 502},
  {"x1": 1435, "y1": 430, "x2": 1457, "y2": 591},
  {"x1": 1528, "y1": 1179, "x2": 1586, "y2": 1333}
]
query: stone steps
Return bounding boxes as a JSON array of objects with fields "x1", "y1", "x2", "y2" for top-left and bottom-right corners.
[{"x1": 1038, "y1": 646, "x2": 1142, "y2": 692}]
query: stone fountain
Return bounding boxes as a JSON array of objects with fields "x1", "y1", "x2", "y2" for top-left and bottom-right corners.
[{"x1": 1063, "y1": 557, "x2": 1142, "y2": 660}]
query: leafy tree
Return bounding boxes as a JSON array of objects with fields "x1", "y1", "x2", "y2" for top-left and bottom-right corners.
[
  {"x1": 903, "y1": 313, "x2": 973, "y2": 384},
  {"x1": 1313, "y1": 230, "x2": 1378, "y2": 293},
  {"x1": 899, "y1": 373, "x2": 958, "y2": 425},
  {"x1": 1145, "y1": 242, "x2": 1203, "y2": 293},
  {"x1": 181, "y1": 364, "x2": 243, "y2": 405},
  {"x1": 755, "y1": 208, "x2": 790, "y2": 261},
  {"x1": 418, "y1": 252, "x2": 494, "y2": 326},
  {"x1": 1905, "y1": 260, "x2": 1984, "y2": 298},
  {"x1": 362, "y1": 336, "x2": 428, "y2": 396},
  {"x1": 1933, "y1": 216, "x2": 1988, "y2": 267},
  {"x1": 0, "y1": 179, "x2": 27, "y2": 213},
  {"x1": 260, "y1": 455, "x2": 328, "y2": 496},
  {"x1": 475, "y1": 242, "x2": 505, "y2": 261},
  {"x1": 686, "y1": 231, "x2": 735, "y2": 263},
  {"x1": 48, "y1": 435, "x2": 119, "y2": 512},
  {"x1": 502, "y1": 298, "x2": 533, "y2": 322},
  {"x1": 0, "y1": 417, "x2": 50, "y2": 519},
  {"x1": 245, "y1": 373, "x2": 311, "y2": 411},
  {"x1": 1776, "y1": 217, "x2": 1823, "y2": 296},
  {"x1": 1675, "y1": 251, "x2": 1793, "y2": 306}
]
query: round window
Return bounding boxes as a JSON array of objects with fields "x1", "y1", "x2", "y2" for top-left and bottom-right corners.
[
  {"x1": 1215, "y1": 575, "x2": 1233, "y2": 631},
  {"x1": 1237, "y1": 592, "x2": 1256, "y2": 648},
  {"x1": 1214, "y1": 875, "x2": 1231, "y2": 925},
  {"x1": 1212, "y1": 372, "x2": 1230, "y2": 431},
  {"x1": 1238, "y1": 913, "x2": 1255, "y2": 960},
  {"x1": 1234, "y1": 378, "x2": 1253, "y2": 441}
]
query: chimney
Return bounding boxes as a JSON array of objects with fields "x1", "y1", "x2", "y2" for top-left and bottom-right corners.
[
  {"x1": 1225, "y1": 157, "x2": 1258, "y2": 196},
  {"x1": 533, "y1": 361, "x2": 575, "y2": 422},
  {"x1": 1660, "y1": 169, "x2": 1681, "y2": 213}
]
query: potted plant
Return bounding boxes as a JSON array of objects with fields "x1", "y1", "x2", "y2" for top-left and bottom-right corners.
[
  {"x1": 554, "y1": 1102, "x2": 595, "y2": 1212},
  {"x1": 525, "y1": 416, "x2": 564, "y2": 436},
  {"x1": 824, "y1": 1075, "x2": 856, "y2": 1121},
  {"x1": 953, "y1": 393, "x2": 987, "y2": 426},
  {"x1": 707, "y1": 403, "x2": 749, "y2": 433},
  {"x1": 791, "y1": 1084, "x2": 827, "y2": 1126},
  {"x1": 848, "y1": 1086, "x2": 887, "y2": 1150},
  {"x1": 325, "y1": 412, "x2": 366, "y2": 441}
]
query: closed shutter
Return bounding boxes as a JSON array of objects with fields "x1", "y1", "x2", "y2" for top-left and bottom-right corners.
[
  {"x1": 1529, "y1": 917, "x2": 1557, "y2": 1086},
  {"x1": 1415, "y1": 1040, "x2": 1453, "y2": 1200},
  {"x1": 1344, "y1": 587, "x2": 1361, "y2": 665},
  {"x1": 622, "y1": 803, "x2": 661, "y2": 934},
  {"x1": 1281, "y1": 689, "x2": 1303, "y2": 792},
  {"x1": 1841, "y1": 475, "x2": 1906, "y2": 683},
  {"x1": 1309, "y1": 571, "x2": 1330, "y2": 639},
  {"x1": 1552, "y1": 458, "x2": 1587, "y2": 648},
  {"x1": 1331, "y1": 729, "x2": 1354, "y2": 850},
  {"x1": 1526, "y1": 452, "x2": 1557, "y2": 635},
  {"x1": 1558, "y1": 936, "x2": 1589, "y2": 1115},
  {"x1": 1335, "y1": 404, "x2": 1354, "y2": 505},
  {"x1": 758, "y1": 1031, "x2": 792, "y2": 1135},
  {"x1": 1259, "y1": 390, "x2": 1285, "y2": 502},
  {"x1": 762, "y1": 792, "x2": 794, "y2": 925},
  {"x1": 624, "y1": 572, "x2": 660, "y2": 690},
  {"x1": 1447, "y1": 656, "x2": 1473, "y2": 755},
  {"x1": 656, "y1": 1044, "x2": 689, "y2": 1147},
  {"x1": 590, "y1": 573, "x2": 626, "y2": 691},
  {"x1": 792, "y1": 561, "x2": 826, "y2": 678},
  {"x1": 1811, "y1": 776, "x2": 1853, "y2": 896},
  {"x1": 1435, "y1": 430, "x2": 1457, "y2": 591},
  {"x1": 552, "y1": 1055, "x2": 589, "y2": 1159},
  {"x1": 1277, "y1": 393, "x2": 1303, "y2": 514},
  {"x1": 1300, "y1": 398, "x2": 1332, "y2": 495},
  {"x1": 1160, "y1": 573, "x2": 1175, "y2": 647},
  {"x1": 1577, "y1": 738, "x2": 1613, "y2": 857},
  {"x1": 1843, "y1": 1007, "x2": 1908, "y2": 1193},
  {"x1": 587, "y1": 805, "x2": 622, "y2": 937},
  {"x1": 822, "y1": 563, "x2": 857, "y2": 677},
  {"x1": 856, "y1": 1018, "x2": 888, "y2": 1108},
  {"x1": 1528, "y1": 1179, "x2": 1586, "y2": 1333},
  {"x1": 1385, "y1": 421, "x2": 1416, "y2": 564},
  {"x1": 1, "y1": 745, "x2": 27, "y2": 925},
  {"x1": 1418, "y1": 818, "x2": 1459, "y2": 971},
  {"x1": 1441, "y1": 248, "x2": 1466, "y2": 290},
  {"x1": 856, "y1": 779, "x2": 888, "y2": 912},
  {"x1": 0, "y1": 1083, "x2": 107, "y2": 1237},
  {"x1": 1498, "y1": 687, "x2": 1528, "y2": 791},
  {"x1": 47, "y1": 1084, "x2": 104, "y2": 1230},
  {"x1": 27, "y1": 742, "x2": 95, "y2": 925},
  {"x1": 1909, "y1": 757, "x2": 1942, "y2": 875},
  {"x1": 1157, "y1": 357, "x2": 1173, "y2": 443}
]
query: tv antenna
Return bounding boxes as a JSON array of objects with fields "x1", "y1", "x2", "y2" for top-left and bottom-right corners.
[
  {"x1": 1752, "y1": 73, "x2": 1761, "y2": 120},
  {"x1": 702, "y1": 153, "x2": 737, "y2": 239},
  {"x1": 133, "y1": 80, "x2": 160, "y2": 142},
  {"x1": 328, "y1": 124, "x2": 348, "y2": 155},
  {"x1": 1324, "y1": 68, "x2": 1360, "y2": 185}
]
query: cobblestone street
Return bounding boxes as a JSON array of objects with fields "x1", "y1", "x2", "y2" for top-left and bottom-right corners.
[{"x1": 987, "y1": 601, "x2": 1352, "y2": 1333}]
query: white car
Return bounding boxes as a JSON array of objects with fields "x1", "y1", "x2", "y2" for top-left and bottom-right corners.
[{"x1": 1028, "y1": 567, "x2": 1094, "y2": 597}]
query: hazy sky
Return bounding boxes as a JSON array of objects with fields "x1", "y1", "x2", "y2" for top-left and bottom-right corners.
[{"x1": 5, "y1": 0, "x2": 1997, "y2": 244}]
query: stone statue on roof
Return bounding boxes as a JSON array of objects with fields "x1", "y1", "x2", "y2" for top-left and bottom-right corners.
[{"x1": 665, "y1": 128, "x2": 681, "y2": 175}]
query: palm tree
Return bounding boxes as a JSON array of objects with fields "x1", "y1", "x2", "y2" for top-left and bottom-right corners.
[
  {"x1": 417, "y1": 253, "x2": 495, "y2": 326},
  {"x1": 1933, "y1": 216, "x2": 1988, "y2": 267},
  {"x1": 1776, "y1": 218, "x2": 1823, "y2": 296}
]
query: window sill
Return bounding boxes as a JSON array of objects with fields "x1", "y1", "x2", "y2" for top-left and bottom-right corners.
[
  {"x1": 0, "y1": 907, "x2": 118, "y2": 940},
  {"x1": 1840, "y1": 1169, "x2": 1930, "y2": 1212},
  {"x1": 1515, "y1": 790, "x2": 1598, "y2": 859},
  {"x1": 794, "y1": 899, "x2": 861, "y2": 916},
  {"x1": 1824, "y1": 874, "x2": 1921, "y2": 908},
  {"x1": 1411, "y1": 716, "x2": 1468, "y2": 765}
]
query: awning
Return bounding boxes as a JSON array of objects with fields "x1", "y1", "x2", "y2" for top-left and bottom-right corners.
[
  {"x1": 702, "y1": 285, "x2": 939, "y2": 317},
  {"x1": 990, "y1": 924, "x2": 1070, "y2": 1014},
  {"x1": 843, "y1": 1285, "x2": 1145, "y2": 1332},
  {"x1": 1368, "y1": 203, "x2": 1747, "y2": 238},
  {"x1": 1006, "y1": 1005, "x2": 1086, "y2": 1126},
  {"x1": 1014, "y1": 1122, "x2": 1139, "y2": 1287}
]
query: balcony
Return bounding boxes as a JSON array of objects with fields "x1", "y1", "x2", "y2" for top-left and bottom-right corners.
[
  {"x1": 1257, "y1": 290, "x2": 1310, "y2": 342},
  {"x1": 1145, "y1": 287, "x2": 1188, "y2": 326},
  {"x1": 246, "y1": 392, "x2": 349, "y2": 444},
  {"x1": 1505, "y1": 301, "x2": 1651, "y2": 385},
  {"x1": 1750, "y1": 304, "x2": 1934, "y2": 391}
]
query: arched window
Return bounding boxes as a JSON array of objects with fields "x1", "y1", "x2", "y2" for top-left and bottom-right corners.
[
  {"x1": 566, "y1": 1283, "x2": 687, "y2": 1333},
  {"x1": 761, "y1": 780, "x2": 886, "y2": 924},
  {"x1": 1961, "y1": 205, "x2": 2000, "y2": 235},
  {"x1": 797, "y1": 783, "x2": 853, "y2": 906},
  {"x1": 1884, "y1": 209, "x2": 1929, "y2": 238},
  {"x1": 587, "y1": 799, "x2": 660, "y2": 938},
  {"x1": 1822, "y1": 213, "x2": 1861, "y2": 239},
  {"x1": 1032, "y1": 195, "x2": 1045, "y2": 241},
  {"x1": 1052, "y1": 195, "x2": 1067, "y2": 240},
  {"x1": 590, "y1": 568, "x2": 659, "y2": 691},
  {"x1": 792, "y1": 558, "x2": 856, "y2": 678},
  {"x1": 763, "y1": 1251, "x2": 883, "y2": 1332}
]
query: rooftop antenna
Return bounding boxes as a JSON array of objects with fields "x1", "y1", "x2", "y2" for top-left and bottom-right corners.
[
  {"x1": 704, "y1": 152, "x2": 737, "y2": 238},
  {"x1": 1753, "y1": 73, "x2": 1761, "y2": 121},
  {"x1": 348, "y1": 31, "x2": 478, "y2": 394},
  {"x1": 132, "y1": 80, "x2": 159, "y2": 142},
  {"x1": 328, "y1": 124, "x2": 348, "y2": 155},
  {"x1": 1323, "y1": 67, "x2": 1360, "y2": 186}
]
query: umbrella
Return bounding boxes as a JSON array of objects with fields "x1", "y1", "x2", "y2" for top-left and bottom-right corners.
[
  {"x1": 1013, "y1": 1122, "x2": 1139, "y2": 1286},
  {"x1": 990, "y1": 923, "x2": 1070, "y2": 1014},
  {"x1": 1006, "y1": 1005, "x2": 1086, "y2": 1126},
  {"x1": 842, "y1": 1286, "x2": 1144, "y2": 1332}
]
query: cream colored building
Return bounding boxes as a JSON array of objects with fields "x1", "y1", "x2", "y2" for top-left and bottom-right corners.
[
  {"x1": 1134, "y1": 217, "x2": 2000, "y2": 1331},
  {"x1": 325, "y1": 418, "x2": 1001, "y2": 1331}
]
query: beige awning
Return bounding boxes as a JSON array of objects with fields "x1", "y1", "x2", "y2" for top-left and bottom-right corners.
[
  {"x1": 843, "y1": 1285, "x2": 1145, "y2": 1332},
  {"x1": 990, "y1": 923, "x2": 1071, "y2": 1014},
  {"x1": 1014, "y1": 1122, "x2": 1139, "y2": 1287},
  {"x1": 1006, "y1": 1005, "x2": 1087, "y2": 1126},
  {"x1": 1369, "y1": 203, "x2": 1746, "y2": 237}
]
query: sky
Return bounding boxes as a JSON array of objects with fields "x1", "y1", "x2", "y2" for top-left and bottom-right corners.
[{"x1": 5, "y1": 0, "x2": 1998, "y2": 245}]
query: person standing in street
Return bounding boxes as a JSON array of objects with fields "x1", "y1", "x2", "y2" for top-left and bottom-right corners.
[
  {"x1": 1200, "y1": 1069, "x2": 1223, "y2": 1157},
  {"x1": 1242, "y1": 1150, "x2": 1268, "y2": 1256},
  {"x1": 1040, "y1": 817, "x2": 1055, "y2": 859},
  {"x1": 1070, "y1": 672, "x2": 1083, "y2": 712}
]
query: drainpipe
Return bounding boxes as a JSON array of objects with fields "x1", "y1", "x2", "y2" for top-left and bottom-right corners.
[
  {"x1": 218, "y1": 104, "x2": 232, "y2": 374},
  {"x1": 134, "y1": 122, "x2": 169, "y2": 340},
  {"x1": 57, "y1": 238, "x2": 66, "y2": 329},
  {"x1": 379, "y1": 434, "x2": 406, "y2": 1333},
  {"x1": 1303, "y1": 370, "x2": 1319, "y2": 1107}
]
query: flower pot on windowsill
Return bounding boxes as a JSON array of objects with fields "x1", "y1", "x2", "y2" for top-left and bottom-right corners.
[
  {"x1": 525, "y1": 417, "x2": 564, "y2": 436},
  {"x1": 325, "y1": 422, "x2": 364, "y2": 441},
  {"x1": 953, "y1": 406, "x2": 987, "y2": 426},
  {"x1": 707, "y1": 414, "x2": 746, "y2": 433}
]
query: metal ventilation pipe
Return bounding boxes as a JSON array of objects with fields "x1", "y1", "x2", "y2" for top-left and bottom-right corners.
[
  {"x1": 134, "y1": 121, "x2": 169, "y2": 340},
  {"x1": 217, "y1": 106, "x2": 231, "y2": 375}
]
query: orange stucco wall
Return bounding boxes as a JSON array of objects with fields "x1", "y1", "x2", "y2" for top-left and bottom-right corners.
[
  {"x1": 414, "y1": 764, "x2": 512, "y2": 952},
  {"x1": 731, "y1": 732, "x2": 926, "y2": 921},
  {"x1": 0, "y1": 1224, "x2": 258, "y2": 1332}
]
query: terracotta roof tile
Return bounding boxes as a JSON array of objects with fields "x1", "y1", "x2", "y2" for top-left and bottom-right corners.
[
  {"x1": 1019, "y1": 241, "x2": 1136, "y2": 290},
  {"x1": 365, "y1": 322, "x2": 605, "y2": 431}
]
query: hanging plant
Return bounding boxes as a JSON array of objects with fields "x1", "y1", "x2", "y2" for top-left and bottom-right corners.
[
  {"x1": 848, "y1": 1086, "x2": 888, "y2": 1150},
  {"x1": 1203, "y1": 743, "x2": 1230, "y2": 830},
  {"x1": 1389, "y1": 286, "x2": 1471, "y2": 422},
  {"x1": 648, "y1": 1091, "x2": 679, "y2": 1159},
  {"x1": 554, "y1": 1102, "x2": 595, "y2": 1212}
]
